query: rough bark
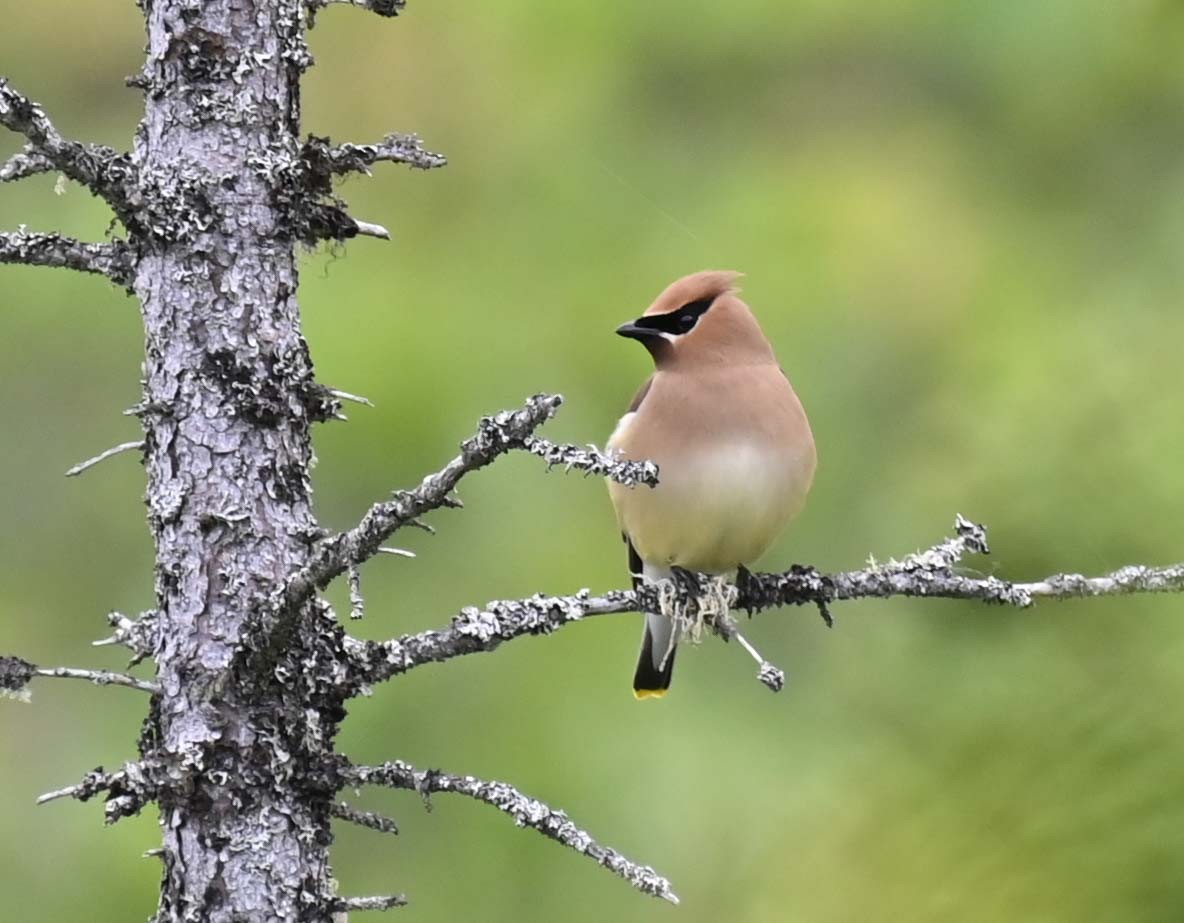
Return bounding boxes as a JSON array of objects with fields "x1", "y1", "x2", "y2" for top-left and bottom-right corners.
[{"x1": 131, "y1": 2, "x2": 338, "y2": 919}]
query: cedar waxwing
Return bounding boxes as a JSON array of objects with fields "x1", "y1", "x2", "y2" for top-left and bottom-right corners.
[{"x1": 607, "y1": 271, "x2": 817, "y2": 698}]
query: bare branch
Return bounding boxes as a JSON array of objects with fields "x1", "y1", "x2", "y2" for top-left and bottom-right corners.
[
  {"x1": 65, "y1": 439, "x2": 144, "y2": 477},
  {"x1": 713, "y1": 611, "x2": 786, "y2": 692},
  {"x1": 329, "y1": 388, "x2": 374, "y2": 407},
  {"x1": 331, "y1": 801, "x2": 399, "y2": 836},
  {"x1": 0, "y1": 228, "x2": 135, "y2": 286},
  {"x1": 341, "y1": 760, "x2": 679, "y2": 905},
  {"x1": 0, "y1": 78, "x2": 135, "y2": 214},
  {"x1": 1, "y1": 655, "x2": 157, "y2": 695},
  {"x1": 0, "y1": 144, "x2": 54, "y2": 182},
  {"x1": 279, "y1": 394, "x2": 565, "y2": 613},
  {"x1": 33, "y1": 666, "x2": 158, "y2": 694},
  {"x1": 353, "y1": 219, "x2": 391, "y2": 240},
  {"x1": 331, "y1": 894, "x2": 409, "y2": 913},
  {"x1": 343, "y1": 517, "x2": 1184, "y2": 687},
  {"x1": 305, "y1": 133, "x2": 446, "y2": 175}
]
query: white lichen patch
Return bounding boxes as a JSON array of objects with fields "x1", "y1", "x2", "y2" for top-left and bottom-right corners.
[{"x1": 655, "y1": 575, "x2": 738, "y2": 667}]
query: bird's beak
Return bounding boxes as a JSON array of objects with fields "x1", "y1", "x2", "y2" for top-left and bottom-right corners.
[{"x1": 616, "y1": 319, "x2": 657, "y2": 341}]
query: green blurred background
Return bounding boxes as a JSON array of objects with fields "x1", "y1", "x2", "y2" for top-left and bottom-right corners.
[{"x1": 3, "y1": 1, "x2": 1184, "y2": 920}]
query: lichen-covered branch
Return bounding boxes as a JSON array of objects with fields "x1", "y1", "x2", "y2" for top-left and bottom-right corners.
[
  {"x1": 331, "y1": 801, "x2": 399, "y2": 836},
  {"x1": 303, "y1": 133, "x2": 446, "y2": 176},
  {"x1": 36, "y1": 761, "x2": 157, "y2": 823},
  {"x1": 308, "y1": 0, "x2": 406, "y2": 19},
  {"x1": 341, "y1": 760, "x2": 679, "y2": 905},
  {"x1": 92, "y1": 610, "x2": 158, "y2": 665},
  {"x1": 522, "y1": 434, "x2": 659, "y2": 487},
  {"x1": 331, "y1": 894, "x2": 408, "y2": 913},
  {"x1": 343, "y1": 517, "x2": 1184, "y2": 687},
  {"x1": 0, "y1": 78, "x2": 135, "y2": 215},
  {"x1": 281, "y1": 393, "x2": 653, "y2": 613},
  {"x1": 0, "y1": 144, "x2": 54, "y2": 182},
  {"x1": 0, "y1": 229, "x2": 135, "y2": 286}
]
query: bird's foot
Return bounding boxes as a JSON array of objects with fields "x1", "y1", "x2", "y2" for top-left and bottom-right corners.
[
  {"x1": 669, "y1": 565, "x2": 702, "y2": 600},
  {"x1": 735, "y1": 563, "x2": 756, "y2": 616}
]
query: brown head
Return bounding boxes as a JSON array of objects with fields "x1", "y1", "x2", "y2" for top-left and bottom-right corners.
[{"x1": 616, "y1": 270, "x2": 776, "y2": 369}]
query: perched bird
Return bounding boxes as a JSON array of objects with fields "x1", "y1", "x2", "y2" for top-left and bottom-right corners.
[{"x1": 607, "y1": 271, "x2": 816, "y2": 698}]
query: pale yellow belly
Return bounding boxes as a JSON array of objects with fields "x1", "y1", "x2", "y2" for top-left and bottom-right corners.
[{"x1": 609, "y1": 442, "x2": 811, "y2": 573}]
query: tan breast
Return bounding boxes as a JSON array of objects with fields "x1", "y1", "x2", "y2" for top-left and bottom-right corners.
[{"x1": 607, "y1": 365, "x2": 815, "y2": 573}]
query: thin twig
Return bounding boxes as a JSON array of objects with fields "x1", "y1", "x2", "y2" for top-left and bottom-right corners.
[
  {"x1": 729, "y1": 625, "x2": 786, "y2": 692},
  {"x1": 65, "y1": 440, "x2": 144, "y2": 477},
  {"x1": 0, "y1": 228, "x2": 135, "y2": 286},
  {"x1": 329, "y1": 388, "x2": 373, "y2": 407},
  {"x1": 3, "y1": 655, "x2": 157, "y2": 696},
  {"x1": 377, "y1": 547, "x2": 415, "y2": 558},
  {"x1": 331, "y1": 801, "x2": 399, "y2": 836},
  {"x1": 342, "y1": 760, "x2": 679, "y2": 905},
  {"x1": 36, "y1": 761, "x2": 156, "y2": 823},
  {"x1": 342, "y1": 517, "x2": 1184, "y2": 687},
  {"x1": 331, "y1": 895, "x2": 409, "y2": 913},
  {"x1": 348, "y1": 565, "x2": 365, "y2": 620},
  {"x1": 306, "y1": 132, "x2": 445, "y2": 174},
  {"x1": 34, "y1": 666, "x2": 158, "y2": 694},
  {"x1": 353, "y1": 220, "x2": 390, "y2": 240}
]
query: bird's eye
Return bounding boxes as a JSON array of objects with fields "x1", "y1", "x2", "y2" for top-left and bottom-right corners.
[{"x1": 677, "y1": 313, "x2": 697, "y2": 332}]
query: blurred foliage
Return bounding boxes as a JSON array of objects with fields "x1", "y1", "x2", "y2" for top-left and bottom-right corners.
[{"x1": 2, "y1": 1, "x2": 1184, "y2": 920}]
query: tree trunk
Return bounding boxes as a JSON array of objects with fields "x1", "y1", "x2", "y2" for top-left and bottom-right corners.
[{"x1": 134, "y1": 2, "x2": 336, "y2": 918}]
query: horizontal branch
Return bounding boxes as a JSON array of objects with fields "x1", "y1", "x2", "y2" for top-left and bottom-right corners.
[
  {"x1": 342, "y1": 516, "x2": 1184, "y2": 686},
  {"x1": 331, "y1": 895, "x2": 408, "y2": 913},
  {"x1": 0, "y1": 655, "x2": 157, "y2": 696},
  {"x1": 0, "y1": 78, "x2": 135, "y2": 215},
  {"x1": 341, "y1": 760, "x2": 678, "y2": 905},
  {"x1": 304, "y1": 133, "x2": 446, "y2": 176},
  {"x1": 0, "y1": 144, "x2": 54, "y2": 182},
  {"x1": 33, "y1": 665, "x2": 158, "y2": 694},
  {"x1": 0, "y1": 228, "x2": 135, "y2": 286}
]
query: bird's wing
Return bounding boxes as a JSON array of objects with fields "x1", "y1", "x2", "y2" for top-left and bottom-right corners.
[
  {"x1": 627, "y1": 374, "x2": 653, "y2": 413},
  {"x1": 625, "y1": 535, "x2": 644, "y2": 590},
  {"x1": 610, "y1": 374, "x2": 659, "y2": 576}
]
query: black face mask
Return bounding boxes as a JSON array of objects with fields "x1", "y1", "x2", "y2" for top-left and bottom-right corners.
[{"x1": 616, "y1": 297, "x2": 715, "y2": 342}]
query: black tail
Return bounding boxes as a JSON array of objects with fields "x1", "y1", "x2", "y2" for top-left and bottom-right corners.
[{"x1": 633, "y1": 622, "x2": 676, "y2": 699}]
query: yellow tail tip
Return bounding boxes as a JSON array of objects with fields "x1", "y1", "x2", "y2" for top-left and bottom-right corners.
[{"x1": 633, "y1": 688, "x2": 668, "y2": 700}]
